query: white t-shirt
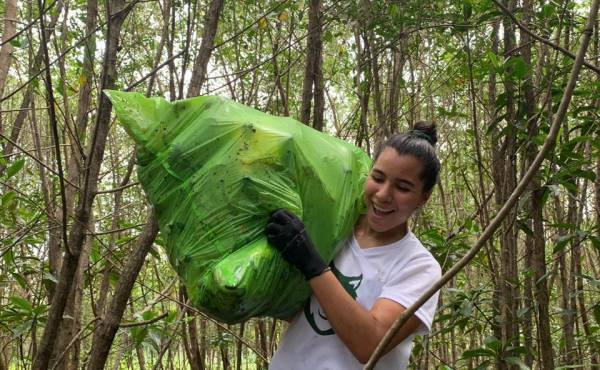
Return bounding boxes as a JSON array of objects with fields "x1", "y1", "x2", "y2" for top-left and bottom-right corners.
[{"x1": 269, "y1": 231, "x2": 441, "y2": 370}]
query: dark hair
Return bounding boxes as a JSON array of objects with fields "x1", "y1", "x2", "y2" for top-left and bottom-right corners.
[{"x1": 374, "y1": 121, "x2": 440, "y2": 193}]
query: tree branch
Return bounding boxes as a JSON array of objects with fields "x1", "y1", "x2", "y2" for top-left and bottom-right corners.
[
  {"x1": 492, "y1": 0, "x2": 600, "y2": 76},
  {"x1": 0, "y1": 132, "x2": 80, "y2": 189},
  {"x1": 364, "y1": 0, "x2": 600, "y2": 366},
  {"x1": 38, "y1": 0, "x2": 70, "y2": 255}
]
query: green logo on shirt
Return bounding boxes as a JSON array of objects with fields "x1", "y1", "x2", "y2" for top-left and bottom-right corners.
[{"x1": 304, "y1": 263, "x2": 362, "y2": 335}]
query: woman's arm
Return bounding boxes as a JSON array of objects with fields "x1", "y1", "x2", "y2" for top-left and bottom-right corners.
[
  {"x1": 309, "y1": 271, "x2": 422, "y2": 364},
  {"x1": 266, "y1": 209, "x2": 424, "y2": 363}
]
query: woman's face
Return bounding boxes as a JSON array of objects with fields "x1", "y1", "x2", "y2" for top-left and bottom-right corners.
[{"x1": 363, "y1": 147, "x2": 431, "y2": 237}]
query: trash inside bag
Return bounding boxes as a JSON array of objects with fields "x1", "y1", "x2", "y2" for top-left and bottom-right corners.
[{"x1": 105, "y1": 91, "x2": 371, "y2": 323}]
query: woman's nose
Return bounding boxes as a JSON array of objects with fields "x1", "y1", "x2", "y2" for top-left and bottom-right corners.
[{"x1": 375, "y1": 182, "x2": 392, "y2": 202}]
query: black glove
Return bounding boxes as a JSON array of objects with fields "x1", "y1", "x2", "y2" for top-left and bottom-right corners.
[{"x1": 266, "y1": 209, "x2": 328, "y2": 280}]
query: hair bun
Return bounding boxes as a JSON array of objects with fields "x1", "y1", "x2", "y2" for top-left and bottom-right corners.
[{"x1": 412, "y1": 121, "x2": 437, "y2": 146}]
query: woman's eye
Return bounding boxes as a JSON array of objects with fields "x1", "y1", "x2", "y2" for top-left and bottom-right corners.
[
  {"x1": 371, "y1": 175, "x2": 384, "y2": 183},
  {"x1": 395, "y1": 184, "x2": 409, "y2": 192}
]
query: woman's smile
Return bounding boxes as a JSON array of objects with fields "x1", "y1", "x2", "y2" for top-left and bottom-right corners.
[{"x1": 362, "y1": 148, "x2": 431, "y2": 240}]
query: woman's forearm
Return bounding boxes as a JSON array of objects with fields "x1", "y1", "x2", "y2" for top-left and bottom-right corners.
[{"x1": 308, "y1": 271, "x2": 420, "y2": 364}]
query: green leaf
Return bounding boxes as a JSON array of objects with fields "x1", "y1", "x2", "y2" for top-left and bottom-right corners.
[
  {"x1": 390, "y1": 4, "x2": 400, "y2": 21},
  {"x1": 2, "y1": 191, "x2": 16, "y2": 207},
  {"x1": 142, "y1": 310, "x2": 158, "y2": 321},
  {"x1": 130, "y1": 326, "x2": 148, "y2": 346},
  {"x1": 3, "y1": 249, "x2": 14, "y2": 264},
  {"x1": 11, "y1": 272, "x2": 27, "y2": 290},
  {"x1": 505, "y1": 356, "x2": 530, "y2": 370},
  {"x1": 10, "y1": 296, "x2": 32, "y2": 311},
  {"x1": 504, "y1": 56, "x2": 529, "y2": 80},
  {"x1": 43, "y1": 272, "x2": 59, "y2": 284},
  {"x1": 487, "y1": 50, "x2": 501, "y2": 69},
  {"x1": 475, "y1": 361, "x2": 491, "y2": 370},
  {"x1": 460, "y1": 300, "x2": 473, "y2": 317},
  {"x1": 6, "y1": 158, "x2": 25, "y2": 179},
  {"x1": 540, "y1": 4, "x2": 555, "y2": 19},
  {"x1": 589, "y1": 235, "x2": 600, "y2": 252},
  {"x1": 553, "y1": 234, "x2": 573, "y2": 253},
  {"x1": 9, "y1": 38, "x2": 22, "y2": 48},
  {"x1": 572, "y1": 169, "x2": 596, "y2": 181},
  {"x1": 593, "y1": 305, "x2": 600, "y2": 326},
  {"x1": 484, "y1": 335, "x2": 502, "y2": 352},
  {"x1": 463, "y1": 1, "x2": 472, "y2": 20},
  {"x1": 11, "y1": 320, "x2": 33, "y2": 338},
  {"x1": 462, "y1": 348, "x2": 495, "y2": 358}
]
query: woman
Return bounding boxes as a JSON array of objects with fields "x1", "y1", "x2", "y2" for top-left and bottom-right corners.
[{"x1": 266, "y1": 122, "x2": 442, "y2": 369}]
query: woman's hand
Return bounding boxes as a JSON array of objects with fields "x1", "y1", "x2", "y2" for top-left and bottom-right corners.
[{"x1": 265, "y1": 209, "x2": 328, "y2": 280}]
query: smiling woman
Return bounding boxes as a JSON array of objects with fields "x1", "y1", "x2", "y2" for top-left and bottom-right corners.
[{"x1": 266, "y1": 121, "x2": 442, "y2": 370}]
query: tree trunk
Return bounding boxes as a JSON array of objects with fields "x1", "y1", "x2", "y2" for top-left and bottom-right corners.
[
  {"x1": 387, "y1": 45, "x2": 406, "y2": 134},
  {"x1": 218, "y1": 327, "x2": 231, "y2": 370},
  {"x1": 1, "y1": 0, "x2": 64, "y2": 174},
  {"x1": 255, "y1": 320, "x2": 268, "y2": 370},
  {"x1": 187, "y1": 0, "x2": 224, "y2": 98},
  {"x1": 146, "y1": 0, "x2": 171, "y2": 97},
  {"x1": 0, "y1": 0, "x2": 17, "y2": 99},
  {"x1": 360, "y1": 0, "x2": 386, "y2": 143},
  {"x1": 354, "y1": 27, "x2": 371, "y2": 154},
  {"x1": 180, "y1": 286, "x2": 204, "y2": 370},
  {"x1": 52, "y1": 0, "x2": 99, "y2": 365},
  {"x1": 299, "y1": 0, "x2": 323, "y2": 127},
  {"x1": 486, "y1": 20, "x2": 504, "y2": 370},
  {"x1": 86, "y1": 211, "x2": 159, "y2": 370},
  {"x1": 31, "y1": 0, "x2": 132, "y2": 368},
  {"x1": 498, "y1": 2, "x2": 520, "y2": 367},
  {"x1": 235, "y1": 323, "x2": 245, "y2": 370},
  {"x1": 573, "y1": 163, "x2": 599, "y2": 366},
  {"x1": 521, "y1": 0, "x2": 554, "y2": 367}
]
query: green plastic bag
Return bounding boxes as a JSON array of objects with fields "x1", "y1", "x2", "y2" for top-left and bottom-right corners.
[{"x1": 106, "y1": 91, "x2": 371, "y2": 323}]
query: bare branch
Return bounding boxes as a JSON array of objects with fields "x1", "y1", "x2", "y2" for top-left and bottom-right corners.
[
  {"x1": 365, "y1": 0, "x2": 600, "y2": 366},
  {"x1": 492, "y1": 0, "x2": 600, "y2": 76}
]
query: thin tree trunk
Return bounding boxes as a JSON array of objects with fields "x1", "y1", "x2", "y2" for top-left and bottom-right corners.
[
  {"x1": 219, "y1": 327, "x2": 231, "y2": 370},
  {"x1": 521, "y1": 0, "x2": 554, "y2": 367},
  {"x1": 180, "y1": 287, "x2": 204, "y2": 370},
  {"x1": 270, "y1": 20, "x2": 289, "y2": 115},
  {"x1": 354, "y1": 27, "x2": 371, "y2": 154},
  {"x1": 199, "y1": 317, "x2": 208, "y2": 368},
  {"x1": 360, "y1": 0, "x2": 386, "y2": 143},
  {"x1": 86, "y1": 211, "x2": 159, "y2": 370},
  {"x1": 178, "y1": 0, "x2": 198, "y2": 99},
  {"x1": 52, "y1": 0, "x2": 99, "y2": 364},
  {"x1": 146, "y1": 0, "x2": 171, "y2": 96},
  {"x1": 187, "y1": 0, "x2": 224, "y2": 98},
  {"x1": 0, "y1": 0, "x2": 17, "y2": 99},
  {"x1": 573, "y1": 163, "x2": 599, "y2": 366},
  {"x1": 311, "y1": 2, "x2": 324, "y2": 131},
  {"x1": 387, "y1": 45, "x2": 405, "y2": 134},
  {"x1": 95, "y1": 151, "x2": 136, "y2": 317},
  {"x1": 255, "y1": 320, "x2": 268, "y2": 370},
  {"x1": 1, "y1": 0, "x2": 64, "y2": 173},
  {"x1": 299, "y1": 0, "x2": 322, "y2": 125},
  {"x1": 235, "y1": 323, "x2": 244, "y2": 370},
  {"x1": 32, "y1": 0, "x2": 132, "y2": 368},
  {"x1": 29, "y1": 100, "x2": 62, "y2": 303},
  {"x1": 498, "y1": 2, "x2": 520, "y2": 367}
]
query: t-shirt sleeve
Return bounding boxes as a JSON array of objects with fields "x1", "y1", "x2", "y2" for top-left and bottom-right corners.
[{"x1": 378, "y1": 253, "x2": 442, "y2": 334}]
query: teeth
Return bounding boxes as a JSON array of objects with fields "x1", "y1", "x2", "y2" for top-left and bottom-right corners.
[{"x1": 373, "y1": 204, "x2": 393, "y2": 214}]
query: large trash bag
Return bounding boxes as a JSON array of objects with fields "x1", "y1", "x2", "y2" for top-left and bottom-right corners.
[{"x1": 105, "y1": 91, "x2": 371, "y2": 323}]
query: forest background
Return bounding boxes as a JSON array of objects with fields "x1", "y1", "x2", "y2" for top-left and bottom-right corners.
[{"x1": 0, "y1": 0, "x2": 599, "y2": 369}]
